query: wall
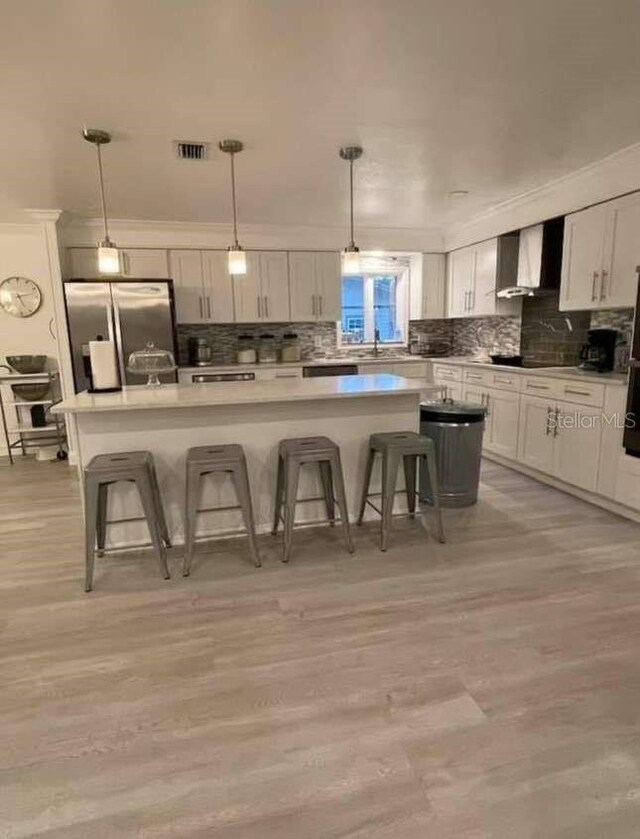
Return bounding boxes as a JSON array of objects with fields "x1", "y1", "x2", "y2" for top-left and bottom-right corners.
[
  {"x1": 520, "y1": 293, "x2": 590, "y2": 367},
  {"x1": 0, "y1": 223, "x2": 61, "y2": 457},
  {"x1": 0, "y1": 225, "x2": 59, "y2": 363}
]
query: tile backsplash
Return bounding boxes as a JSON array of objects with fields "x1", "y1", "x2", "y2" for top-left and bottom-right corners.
[{"x1": 177, "y1": 301, "x2": 634, "y2": 367}]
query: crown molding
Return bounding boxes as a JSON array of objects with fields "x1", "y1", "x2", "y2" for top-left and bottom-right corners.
[
  {"x1": 24, "y1": 208, "x2": 64, "y2": 223},
  {"x1": 444, "y1": 140, "x2": 640, "y2": 250}
]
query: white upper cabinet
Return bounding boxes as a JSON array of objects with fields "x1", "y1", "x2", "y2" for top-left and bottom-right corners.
[
  {"x1": 446, "y1": 239, "x2": 519, "y2": 318},
  {"x1": 233, "y1": 251, "x2": 290, "y2": 323},
  {"x1": 601, "y1": 192, "x2": 640, "y2": 308},
  {"x1": 289, "y1": 251, "x2": 341, "y2": 322},
  {"x1": 169, "y1": 250, "x2": 205, "y2": 323},
  {"x1": 201, "y1": 251, "x2": 235, "y2": 323},
  {"x1": 561, "y1": 192, "x2": 640, "y2": 310},
  {"x1": 410, "y1": 254, "x2": 446, "y2": 320},
  {"x1": 169, "y1": 250, "x2": 234, "y2": 323},
  {"x1": 67, "y1": 248, "x2": 169, "y2": 279}
]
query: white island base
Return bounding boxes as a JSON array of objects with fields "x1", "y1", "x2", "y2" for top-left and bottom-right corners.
[{"x1": 56, "y1": 375, "x2": 422, "y2": 550}]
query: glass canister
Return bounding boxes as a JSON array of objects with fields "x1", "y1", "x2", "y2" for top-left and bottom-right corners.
[
  {"x1": 237, "y1": 334, "x2": 257, "y2": 364},
  {"x1": 126, "y1": 342, "x2": 176, "y2": 386},
  {"x1": 281, "y1": 332, "x2": 301, "y2": 363},
  {"x1": 258, "y1": 334, "x2": 277, "y2": 364}
]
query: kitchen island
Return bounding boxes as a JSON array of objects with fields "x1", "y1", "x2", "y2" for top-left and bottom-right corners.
[{"x1": 53, "y1": 374, "x2": 422, "y2": 549}]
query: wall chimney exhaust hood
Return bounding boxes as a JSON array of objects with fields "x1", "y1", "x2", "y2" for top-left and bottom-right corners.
[{"x1": 496, "y1": 216, "x2": 564, "y2": 299}]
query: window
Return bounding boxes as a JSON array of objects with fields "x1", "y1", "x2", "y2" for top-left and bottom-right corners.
[{"x1": 340, "y1": 265, "x2": 409, "y2": 346}]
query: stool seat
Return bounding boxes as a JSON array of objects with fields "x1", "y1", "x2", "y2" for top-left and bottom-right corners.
[
  {"x1": 86, "y1": 450, "x2": 153, "y2": 472},
  {"x1": 370, "y1": 431, "x2": 435, "y2": 456},
  {"x1": 183, "y1": 443, "x2": 260, "y2": 575},
  {"x1": 357, "y1": 431, "x2": 445, "y2": 551},
  {"x1": 83, "y1": 450, "x2": 170, "y2": 592},
  {"x1": 187, "y1": 444, "x2": 244, "y2": 466},
  {"x1": 273, "y1": 435, "x2": 354, "y2": 563}
]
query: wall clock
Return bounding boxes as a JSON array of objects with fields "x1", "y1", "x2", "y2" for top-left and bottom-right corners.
[{"x1": 0, "y1": 276, "x2": 42, "y2": 318}]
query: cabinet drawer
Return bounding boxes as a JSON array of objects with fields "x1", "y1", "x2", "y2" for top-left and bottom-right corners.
[
  {"x1": 463, "y1": 367, "x2": 491, "y2": 386},
  {"x1": 432, "y1": 364, "x2": 463, "y2": 382},
  {"x1": 556, "y1": 379, "x2": 605, "y2": 407},
  {"x1": 521, "y1": 376, "x2": 559, "y2": 397},
  {"x1": 394, "y1": 361, "x2": 429, "y2": 378},
  {"x1": 488, "y1": 371, "x2": 521, "y2": 392}
]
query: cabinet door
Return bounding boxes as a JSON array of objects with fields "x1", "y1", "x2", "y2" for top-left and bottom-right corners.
[
  {"x1": 446, "y1": 247, "x2": 474, "y2": 317},
  {"x1": 232, "y1": 252, "x2": 262, "y2": 322},
  {"x1": 259, "y1": 251, "x2": 290, "y2": 322},
  {"x1": 169, "y1": 250, "x2": 204, "y2": 323},
  {"x1": 517, "y1": 394, "x2": 555, "y2": 473},
  {"x1": 422, "y1": 253, "x2": 446, "y2": 319},
  {"x1": 315, "y1": 252, "x2": 342, "y2": 320},
  {"x1": 202, "y1": 251, "x2": 235, "y2": 322},
  {"x1": 485, "y1": 388, "x2": 520, "y2": 459},
  {"x1": 121, "y1": 249, "x2": 169, "y2": 278},
  {"x1": 559, "y1": 205, "x2": 608, "y2": 311},
  {"x1": 552, "y1": 402, "x2": 602, "y2": 492},
  {"x1": 602, "y1": 192, "x2": 640, "y2": 308},
  {"x1": 66, "y1": 248, "x2": 101, "y2": 278},
  {"x1": 289, "y1": 252, "x2": 317, "y2": 321},
  {"x1": 471, "y1": 239, "x2": 498, "y2": 316}
]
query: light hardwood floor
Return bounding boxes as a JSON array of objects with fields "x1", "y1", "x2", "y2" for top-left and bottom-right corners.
[{"x1": 2, "y1": 456, "x2": 640, "y2": 837}]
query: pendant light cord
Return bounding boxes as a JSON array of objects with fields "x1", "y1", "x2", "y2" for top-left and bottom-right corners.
[
  {"x1": 96, "y1": 144, "x2": 110, "y2": 242},
  {"x1": 230, "y1": 152, "x2": 239, "y2": 247},
  {"x1": 349, "y1": 158, "x2": 355, "y2": 249}
]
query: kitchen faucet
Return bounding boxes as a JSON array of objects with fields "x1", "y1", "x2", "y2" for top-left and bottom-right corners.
[{"x1": 373, "y1": 327, "x2": 380, "y2": 357}]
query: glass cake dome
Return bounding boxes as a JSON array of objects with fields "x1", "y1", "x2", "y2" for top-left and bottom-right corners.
[{"x1": 127, "y1": 342, "x2": 176, "y2": 387}]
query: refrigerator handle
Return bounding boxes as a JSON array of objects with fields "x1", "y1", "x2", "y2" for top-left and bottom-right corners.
[{"x1": 111, "y1": 292, "x2": 127, "y2": 386}]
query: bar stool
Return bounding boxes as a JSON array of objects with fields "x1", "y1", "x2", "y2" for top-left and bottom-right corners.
[
  {"x1": 183, "y1": 444, "x2": 260, "y2": 576},
  {"x1": 272, "y1": 436, "x2": 354, "y2": 563},
  {"x1": 84, "y1": 450, "x2": 171, "y2": 592},
  {"x1": 357, "y1": 431, "x2": 445, "y2": 551}
]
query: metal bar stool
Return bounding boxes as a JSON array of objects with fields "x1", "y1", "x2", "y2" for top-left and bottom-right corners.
[
  {"x1": 272, "y1": 436, "x2": 354, "y2": 563},
  {"x1": 84, "y1": 450, "x2": 171, "y2": 592},
  {"x1": 183, "y1": 444, "x2": 261, "y2": 576},
  {"x1": 357, "y1": 431, "x2": 445, "y2": 551}
]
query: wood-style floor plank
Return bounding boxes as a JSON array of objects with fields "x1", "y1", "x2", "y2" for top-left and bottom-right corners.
[{"x1": 1, "y1": 457, "x2": 640, "y2": 837}]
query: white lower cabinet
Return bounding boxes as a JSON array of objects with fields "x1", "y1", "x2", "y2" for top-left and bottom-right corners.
[
  {"x1": 552, "y1": 403, "x2": 602, "y2": 492},
  {"x1": 517, "y1": 394, "x2": 556, "y2": 473},
  {"x1": 484, "y1": 389, "x2": 520, "y2": 459}
]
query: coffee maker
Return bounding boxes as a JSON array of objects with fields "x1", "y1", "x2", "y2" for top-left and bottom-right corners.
[
  {"x1": 188, "y1": 336, "x2": 212, "y2": 366},
  {"x1": 578, "y1": 328, "x2": 617, "y2": 373}
]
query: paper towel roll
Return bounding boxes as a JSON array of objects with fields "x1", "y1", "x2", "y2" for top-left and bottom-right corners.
[{"x1": 89, "y1": 340, "x2": 119, "y2": 390}]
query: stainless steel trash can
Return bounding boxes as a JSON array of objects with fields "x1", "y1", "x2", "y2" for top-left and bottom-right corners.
[{"x1": 419, "y1": 402, "x2": 487, "y2": 508}]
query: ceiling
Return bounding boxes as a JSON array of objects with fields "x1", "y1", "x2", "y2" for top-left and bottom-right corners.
[{"x1": 3, "y1": 0, "x2": 640, "y2": 233}]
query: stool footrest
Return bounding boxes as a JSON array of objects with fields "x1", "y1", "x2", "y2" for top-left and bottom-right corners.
[{"x1": 196, "y1": 504, "x2": 243, "y2": 515}]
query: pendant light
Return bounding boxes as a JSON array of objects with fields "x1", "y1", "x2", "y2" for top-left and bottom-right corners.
[
  {"x1": 82, "y1": 128, "x2": 120, "y2": 274},
  {"x1": 219, "y1": 139, "x2": 247, "y2": 275},
  {"x1": 339, "y1": 145, "x2": 363, "y2": 274}
]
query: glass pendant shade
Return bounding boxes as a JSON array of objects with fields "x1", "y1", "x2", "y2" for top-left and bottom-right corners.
[
  {"x1": 228, "y1": 246, "x2": 247, "y2": 275},
  {"x1": 98, "y1": 242, "x2": 120, "y2": 274},
  {"x1": 342, "y1": 247, "x2": 361, "y2": 274}
]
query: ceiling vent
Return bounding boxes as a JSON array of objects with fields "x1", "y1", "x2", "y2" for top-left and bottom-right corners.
[{"x1": 175, "y1": 141, "x2": 209, "y2": 161}]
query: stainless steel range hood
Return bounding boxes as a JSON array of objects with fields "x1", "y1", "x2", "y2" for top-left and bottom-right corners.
[{"x1": 496, "y1": 216, "x2": 564, "y2": 299}]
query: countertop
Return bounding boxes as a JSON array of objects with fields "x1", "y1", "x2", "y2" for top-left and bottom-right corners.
[
  {"x1": 52, "y1": 374, "x2": 423, "y2": 415},
  {"x1": 178, "y1": 356, "x2": 429, "y2": 374},
  {"x1": 430, "y1": 357, "x2": 628, "y2": 387}
]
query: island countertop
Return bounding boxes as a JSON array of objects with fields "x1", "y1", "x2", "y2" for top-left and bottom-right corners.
[{"x1": 52, "y1": 373, "x2": 423, "y2": 415}]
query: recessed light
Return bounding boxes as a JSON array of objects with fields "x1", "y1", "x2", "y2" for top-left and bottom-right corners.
[{"x1": 449, "y1": 190, "x2": 469, "y2": 198}]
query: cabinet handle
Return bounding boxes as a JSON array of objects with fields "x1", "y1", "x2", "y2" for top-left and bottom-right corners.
[
  {"x1": 470, "y1": 289, "x2": 475, "y2": 311},
  {"x1": 264, "y1": 296, "x2": 269, "y2": 318},
  {"x1": 198, "y1": 296, "x2": 203, "y2": 319},
  {"x1": 257, "y1": 295, "x2": 262, "y2": 318},
  {"x1": 463, "y1": 290, "x2": 469, "y2": 312},
  {"x1": 600, "y1": 269, "x2": 608, "y2": 300},
  {"x1": 564, "y1": 387, "x2": 591, "y2": 397},
  {"x1": 527, "y1": 382, "x2": 550, "y2": 391},
  {"x1": 493, "y1": 377, "x2": 512, "y2": 384},
  {"x1": 553, "y1": 408, "x2": 560, "y2": 438},
  {"x1": 467, "y1": 373, "x2": 483, "y2": 380},
  {"x1": 545, "y1": 407, "x2": 553, "y2": 436},
  {"x1": 206, "y1": 297, "x2": 211, "y2": 319},
  {"x1": 319, "y1": 295, "x2": 323, "y2": 317},
  {"x1": 484, "y1": 393, "x2": 491, "y2": 416},
  {"x1": 591, "y1": 271, "x2": 599, "y2": 301},
  {"x1": 311, "y1": 295, "x2": 316, "y2": 316}
]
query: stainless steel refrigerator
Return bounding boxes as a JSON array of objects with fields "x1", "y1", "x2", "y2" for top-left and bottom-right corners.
[{"x1": 63, "y1": 280, "x2": 178, "y2": 392}]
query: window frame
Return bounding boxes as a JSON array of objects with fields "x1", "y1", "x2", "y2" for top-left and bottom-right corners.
[{"x1": 338, "y1": 266, "x2": 410, "y2": 349}]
